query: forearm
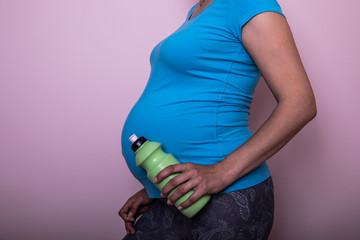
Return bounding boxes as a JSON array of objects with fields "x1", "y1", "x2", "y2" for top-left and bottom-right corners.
[{"x1": 218, "y1": 101, "x2": 316, "y2": 186}]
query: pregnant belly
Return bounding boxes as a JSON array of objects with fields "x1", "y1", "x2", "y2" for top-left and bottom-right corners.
[{"x1": 121, "y1": 94, "x2": 253, "y2": 182}]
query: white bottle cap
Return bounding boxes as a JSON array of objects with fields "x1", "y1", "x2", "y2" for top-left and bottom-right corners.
[{"x1": 129, "y1": 134, "x2": 139, "y2": 143}]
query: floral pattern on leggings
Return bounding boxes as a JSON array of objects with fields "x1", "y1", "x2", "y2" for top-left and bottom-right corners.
[{"x1": 123, "y1": 177, "x2": 274, "y2": 240}]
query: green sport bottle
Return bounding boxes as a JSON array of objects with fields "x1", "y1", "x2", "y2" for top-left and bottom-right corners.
[{"x1": 129, "y1": 134, "x2": 211, "y2": 218}]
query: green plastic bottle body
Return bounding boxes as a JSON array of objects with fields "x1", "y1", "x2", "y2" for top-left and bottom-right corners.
[{"x1": 134, "y1": 140, "x2": 211, "y2": 218}]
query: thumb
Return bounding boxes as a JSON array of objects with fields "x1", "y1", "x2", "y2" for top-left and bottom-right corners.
[
  {"x1": 119, "y1": 200, "x2": 135, "y2": 221},
  {"x1": 128, "y1": 197, "x2": 146, "y2": 221},
  {"x1": 127, "y1": 211, "x2": 134, "y2": 220}
]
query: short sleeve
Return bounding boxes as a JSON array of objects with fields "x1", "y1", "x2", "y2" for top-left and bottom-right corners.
[{"x1": 228, "y1": 0, "x2": 286, "y2": 42}]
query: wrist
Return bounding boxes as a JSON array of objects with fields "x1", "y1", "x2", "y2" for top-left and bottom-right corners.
[
  {"x1": 217, "y1": 156, "x2": 243, "y2": 187},
  {"x1": 214, "y1": 159, "x2": 239, "y2": 189}
]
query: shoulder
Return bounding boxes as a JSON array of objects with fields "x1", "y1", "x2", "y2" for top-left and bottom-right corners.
[
  {"x1": 227, "y1": 0, "x2": 285, "y2": 21},
  {"x1": 226, "y1": 0, "x2": 286, "y2": 41}
]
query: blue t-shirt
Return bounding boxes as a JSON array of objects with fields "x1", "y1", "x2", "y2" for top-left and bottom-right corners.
[{"x1": 121, "y1": 0, "x2": 286, "y2": 198}]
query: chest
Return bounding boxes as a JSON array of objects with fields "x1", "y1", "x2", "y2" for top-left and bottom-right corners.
[{"x1": 188, "y1": 0, "x2": 215, "y2": 20}]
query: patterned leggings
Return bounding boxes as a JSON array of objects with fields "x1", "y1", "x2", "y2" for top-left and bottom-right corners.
[{"x1": 123, "y1": 177, "x2": 274, "y2": 240}]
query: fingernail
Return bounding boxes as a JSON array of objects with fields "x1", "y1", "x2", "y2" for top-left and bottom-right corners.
[
  {"x1": 128, "y1": 212, "x2": 133, "y2": 217},
  {"x1": 178, "y1": 206, "x2": 182, "y2": 210},
  {"x1": 153, "y1": 177, "x2": 158, "y2": 183},
  {"x1": 160, "y1": 193, "x2": 164, "y2": 198},
  {"x1": 167, "y1": 199, "x2": 172, "y2": 205}
]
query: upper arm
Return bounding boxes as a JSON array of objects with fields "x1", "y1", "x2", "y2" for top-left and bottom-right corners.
[{"x1": 242, "y1": 11, "x2": 316, "y2": 112}]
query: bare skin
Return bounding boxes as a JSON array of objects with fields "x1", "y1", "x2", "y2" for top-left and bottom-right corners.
[
  {"x1": 188, "y1": 0, "x2": 213, "y2": 20},
  {"x1": 118, "y1": 188, "x2": 154, "y2": 235},
  {"x1": 119, "y1": 6, "x2": 317, "y2": 236}
]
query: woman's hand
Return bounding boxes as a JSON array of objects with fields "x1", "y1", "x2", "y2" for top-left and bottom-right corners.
[
  {"x1": 118, "y1": 188, "x2": 154, "y2": 235},
  {"x1": 153, "y1": 162, "x2": 231, "y2": 210}
]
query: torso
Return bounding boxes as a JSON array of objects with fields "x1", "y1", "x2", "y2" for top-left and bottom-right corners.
[{"x1": 121, "y1": 0, "x2": 285, "y2": 198}]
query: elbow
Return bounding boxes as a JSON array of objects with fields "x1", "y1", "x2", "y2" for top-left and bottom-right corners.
[
  {"x1": 306, "y1": 104, "x2": 317, "y2": 122},
  {"x1": 280, "y1": 94, "x2": 317, "y2": 123},
  {"x1": 303, "y1": 95, "x2": 317, "y2": 122},
  {"x1": 277, "y1": 86, "x2": 317, "y2": 124}
]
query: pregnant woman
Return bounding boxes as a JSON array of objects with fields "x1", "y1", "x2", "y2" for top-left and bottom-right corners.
[{"x1": 119, "y1": 0, "x2": 317, "y2": 239}]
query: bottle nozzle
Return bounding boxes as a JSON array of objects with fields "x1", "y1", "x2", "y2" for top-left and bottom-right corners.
[
  {"x1": 129, "y1": 134, "x2": 148, "y2": 153},
  {"x1": 129, "y1": 134, "x2": 139, "y2": 143}
]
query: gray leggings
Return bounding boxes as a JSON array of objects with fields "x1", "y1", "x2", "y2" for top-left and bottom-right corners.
[{"x1": 123, "y1": 177, "x2": 274, "y2": 240}]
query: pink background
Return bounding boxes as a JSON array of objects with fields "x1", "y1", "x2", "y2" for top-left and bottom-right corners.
[{"x1": 1, "y1": 0, "x2": 359, "y2": 239}]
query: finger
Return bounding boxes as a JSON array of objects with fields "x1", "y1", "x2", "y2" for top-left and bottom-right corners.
[
  {"x1": 161, "y1": 170, "x2": 193, "y2": 198},
  {"x1": 177, "y1": 189, "x2": 205, "y2": 210},
  {"x1": 125, "y1": 221, "x2": 136, "y2": 235},
  {"x1": 128, "y1": 197, "x2": 145, "y2": 220},
  {"x1": 127, "y1": 205, "x2": 149, "y2": 234},
  {"x1": 125, "y1": 222, "x2": 131, "y2": 236},
  {"x1": 167, "y1": 179, "x2": 198, "y2": 205},
  {"x1": 136, "y1": 204, "x2": 150, "y2": 216},
  {"x1": 132, "y1": 207, "x2": 147, "y2": 219},
  {"x1": 119, "y1": 201, "x2": 132, "y2": 221},
  {"x1": 154, "y1": 163, "x2": 191, "y2": 184},
  {"x1": 119, "y1": 199, "x2": 138, "y2": 222}
]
